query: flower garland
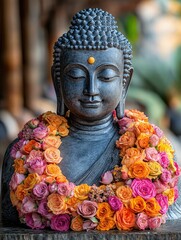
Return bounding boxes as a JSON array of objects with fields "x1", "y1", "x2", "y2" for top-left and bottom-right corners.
[{"x1": 9, "y1": 110, "x2": 180, "y2": 231}]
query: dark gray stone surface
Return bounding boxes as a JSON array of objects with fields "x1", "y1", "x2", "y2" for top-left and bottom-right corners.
[{"x1": 1, "y1": 220, "x2": 181, "y2": 240}]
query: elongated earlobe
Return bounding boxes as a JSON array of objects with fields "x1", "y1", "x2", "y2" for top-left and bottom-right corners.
[
  {"x1": 51, "y1": 66, "x2": 66, "y2": 116},
  {"x1": 116, "y1": 100, "x2": 125, "y2": 119}
]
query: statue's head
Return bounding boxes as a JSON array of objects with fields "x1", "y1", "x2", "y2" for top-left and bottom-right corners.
[{"x1": 52, "y1": 8, "x2": 133, "y2": 120}]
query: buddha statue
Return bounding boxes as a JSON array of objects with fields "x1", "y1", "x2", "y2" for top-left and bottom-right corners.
[{"x1": 1, "y1": 8, "x2": 181, "y2": 228}]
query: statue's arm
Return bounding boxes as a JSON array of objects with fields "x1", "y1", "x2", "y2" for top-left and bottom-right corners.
[{"x1": 1, "y1": 139, "x2": 21, "y2": 226}]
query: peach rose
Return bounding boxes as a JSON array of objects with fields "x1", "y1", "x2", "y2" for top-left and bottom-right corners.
[
  {"x1": 136, "y1": 133, "x2": 150, "y2": 149},
  {"x1": 67, "y1": 196, "x2": 81, "y2": 213},
  {"x1": 10, "y1": 190, "x2": 19, "y2": 206},
  {"x1": 96, "y1": 202, "x2": 114, "y2": 220},
  {"x1": 13, "y1": 159, "x2": 26, "y2": 174},
  {"x1": 24, "y1": 173, "x2": 40, "y2": 190},
  {"x1": 43, "y1": 112, "x2": 66, "y2": 128},
  {"x1": 74, "y1": 184, "x2": 91, "y2": 200},
  {"x1": 129, "y1": 196, "x2": 146, "y2": 213},
  {"x1": 44, "y1": 147, "x2": 62, "y2": 164},
  {"x1": 70, "y1": 215, "x2": 83, "y2": 231},
  {"x1": 145, "y1": 198, "x2": 161, "y2": 217},
  {"x1": 47, "y1": 193, "x2": 67, "y2": 214},
  {"x1": 45, "y1": 164, "x2": 62, "y2": 177},
  {"x1": 97, "y1": 217, "x2": 115, "y2": 231},
  {"x1": 122, "y1": 148, "x2": 145, "y2": 168},
  {"x1": 114, "y1": 207, "x2": 136, "y2": 230},
  {"x1": 116, "y1": 186, "x2": 133, "y2": 203},
  {"x1": 58, "y1": 124, "x2": 69, "y2": 137},
  {"x1": 147, "y1": 161, "x2": 162, "y2": 179},
  {"x1": 116, "y1": 131, "x2": 136, "y2": 149},
  {"x1": 56, "y1": 174, "x2": 67, "y2": 183},
  {"x1": 42, "y1": 136, "x2": 61, "y2": 150},
  {"x1": 163, "y1": 188, "x2": 175, "y2": 205},
  {"x1": 125, "y1": 109, "x2": 148, "y2": 122},
  {"x1": 128, "y1": 161, "x2": 150, "y2": 179},
  {"x1": 15, "y1": 184, "x2": 28, "y2": 201},
  {"x1": 47, "y1": 125, "x2": 57, "y2": 135}
]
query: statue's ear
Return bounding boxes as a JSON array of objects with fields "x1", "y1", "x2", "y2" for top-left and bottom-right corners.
[
  {"x1": 116, "y1": 68, "x2": 133, "y2": 119},
  {"x1": 51, "y1": 66, "x2": 66, "y2": 116}
]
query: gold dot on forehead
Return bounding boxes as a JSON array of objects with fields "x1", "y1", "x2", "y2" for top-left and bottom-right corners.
[{"x1": 87, "y1": 56, "x2": 95, "y2": 64}]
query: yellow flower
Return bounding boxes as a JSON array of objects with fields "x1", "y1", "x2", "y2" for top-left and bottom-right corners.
[
  {"x1": 24, "y1": 173, "x2": 40, "y2": 190},
  {"x1": 74, "y1": 184, "x2": 91, "y2": 200},
  {"x1": 163, "y1": 188, "x2": 175, "y2": 205},
  {"x1": 147, "y1": 161, "x2": 162, "y2": 179}
]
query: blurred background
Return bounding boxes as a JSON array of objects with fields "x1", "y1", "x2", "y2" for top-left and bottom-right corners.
[{"x1": 0, "y1": 0, "x2": 181, "y2": 165}]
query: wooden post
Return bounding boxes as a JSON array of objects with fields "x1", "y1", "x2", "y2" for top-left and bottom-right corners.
[{"x1": 2, "y1": 0, "x2": 23, "y2": 118}]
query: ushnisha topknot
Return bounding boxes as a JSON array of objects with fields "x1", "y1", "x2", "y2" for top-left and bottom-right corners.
[{"x1": 53, "y1": 8, "x2": 132, "y2": 86}]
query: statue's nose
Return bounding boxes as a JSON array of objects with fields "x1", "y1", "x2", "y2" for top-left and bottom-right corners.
[{"x1": 83, "y1": 75, "x2": 99, "y2": 96}]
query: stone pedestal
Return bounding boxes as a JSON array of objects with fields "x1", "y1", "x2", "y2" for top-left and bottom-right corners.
[{"x1": 0, "y1": 220, "x2": 181, "y2": 240}]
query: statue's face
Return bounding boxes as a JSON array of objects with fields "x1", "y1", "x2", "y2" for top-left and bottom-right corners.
[{"x1": 60, "y1": 48, "x2": 124, "y2": 121}]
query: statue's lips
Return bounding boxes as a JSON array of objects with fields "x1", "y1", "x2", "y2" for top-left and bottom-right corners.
[{"x1": 80, "y1": 100, "x2": 101, "y2": 108}]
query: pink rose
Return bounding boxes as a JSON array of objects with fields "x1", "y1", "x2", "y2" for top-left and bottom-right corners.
[
  {"x1": 33, "y1": 182, "x2": 49, "y2": 199},
  {"x1": 38, "y1": 199, "x2": 53, "y2": 219},
  {"x1": 117, "y1": 117, "x2": 134, "y2": 134},
  {"x1": 57, "y1": 182, "x2": 75, "y2": 197},
  {"x1": 28, "y1": 158, "x2": 47, "y2": 175},
  {"x1": 159, "y1": 152, "x2": 169, "y2": 168},
  {"x1": 136, "y1": 212, "x2": 148, "y2": 230},
  {"x1": 77, "y1": 200, "x2": 98, "y2": 218},
  {"x1": 148, "y1": 216, "x2": 162, "y2": 229},
  {"x1": 155, "y1": 194, "x2": 169, "y2": 214},
  {"x1": 154, "y1": 179, "x2": 168, "y2": 194},
  {"x1": 11, "y1": 139, "x2": 25, "y2": 158},
  {"x1": 9, "y1": 172, "x2": 25, "y2": 190},
  {"x1": 131, "y1": 179, "x2": 156, "y2": 200},
  {"x1": 28, "y1": 118, "x2": 40, "y2": 129},
  {"x1": 149, "y1": 134, "x2": 159, "y2": 147},
  {"x1": 25, "y1": 213, "x2": 46, "y2": 229},
  {"x1": 174, "y1": 186, "x2": 179, "y2": 201},
  {"x1": 83, "y1": 220, "x2": 98, "y2": 231},
  {"x1": 145, "y1": 147, "x2": 160, "y2": 162},
  {"x1": 50, "y1": 214, "x2": 71, "y2": 231},
  {"x1": 49, "y1": 182, "x2": 58, "y2": 193},
  {"x1": 21, "y1": 196, "x2": 37, "y2": 214},
  {"x1": 26, "y1": 150, "x2": 43, "y2": 163},
  {"x1": 101, "y1": 171, "x2": 113, "y2": 184},
  {"x1": 108, "y1": 196, "x2": 123, "y2": 211},
  {"x1": 160, "y1": 169, "x2": 172, "y2": 184},
  {"x1": 161, "y1": 214, "x2": 167, "y2": 224},
  {"x1": 152, "y1": 124, "x2": 163, "y2": 138},
  {"x1": 174, "y1": 162, "x2": 180, "y2": 176},
  {"x1": 169, "y1": 175, "x2": 179, "y2": 188},
  {"x1": 33, "y1": 123, "x2": 48, "y2": 140}
]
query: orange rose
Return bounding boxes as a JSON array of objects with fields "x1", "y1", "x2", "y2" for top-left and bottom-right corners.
[
  {"x1": 24, "y1": 173, "x2": 40, "y2": 190},
  {"x1": 13, "y1": 159, "x2": 26, "y2": 174},
  {"x1": 45, "y1": 164, "x2": 62, "y2": 177},
  {"x1": 97, "y1": 217, "x2": 115, "y2": 231},
  {"x1": 163, "y1": 188, "x2": 175, "y2": 205},
  {"x1": 43, "y1": 112, "x2": 66, "y2": 128},
  {"x1": 128, "y1": 161, "x2": 150, "y2": 179},
  {"x1": 136, "y1": 133, "x2": 150, "y2": 149},
  {"x1": 67, "y1": 196, "x2": 81, "y2": 212},
  {"x1": 116, "y1": 186, "x2": 132, "y2": 203},
  {"x1": 125, "y1": 109, "x2": 148, "y2": 122},
  {"x1": 74, "y1": 184, "x2": 91, "y2": 200},
  {"x1": 129, "y1": 196, "x2": 146, "y2": 213},
  {"x1": 122, "y1": 148, "x2": 145, "y2": 168},
  {"x1": 58, "y1": 124, "x2": 69, "y2": 137},
  {"x1": 42, "y1": 136, "x2": 61, "y2": 150},
  {"x1": 44, "y1": 147, "x2": 62, "y2": 164},
  {"x1": 114, "y1": 207, "x2": 136, "y2": 230},
  {"x1": 70, "y1": 215, "x2": 83, "y2": 231},
  {"x1": 116, "y1": 131, "x2": 136, "y2": 149},
  {"x1": 56, "y1": 174, "x2": 67, "y2": 183},
  {"x1": 134, "y1": 122, "x2": 154, "y2": 136},
  {"x1": 145, "y1": 198, "x2": 161, "y2": 217},
  {"x1": 47, "y1": 125, "x2": 57, "y2": 135},
  {"x1": 15, "y1": 184, "x2": 28, "y2": 201},
  {"x1": 47, "y1": 193, "x2": 67, "y2": 214},
  {"x1": 10, "y1": 190, "x2": 19, "y2": 206},
  {"x1": 96, "y1": 202, "x2": 114, "y2": 219},
  {"x1": 22, "y1": 140, "x2": 40, "y2": 154}
]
